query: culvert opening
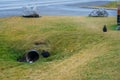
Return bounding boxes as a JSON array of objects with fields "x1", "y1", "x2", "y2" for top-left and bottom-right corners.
[
  {"x1": 17, "y1": 50, "x2": 39, "y2": 63},
  {"x1": 26, "y1": 50, "x2": 39, "y2": 63}
]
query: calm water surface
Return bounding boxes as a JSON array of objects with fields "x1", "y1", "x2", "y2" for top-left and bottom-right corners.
[{"x1": 0, "y1": 0, "x2": 117, "y2": 17}]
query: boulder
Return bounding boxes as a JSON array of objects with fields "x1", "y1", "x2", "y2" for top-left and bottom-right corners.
[
  {"x1": 116, "y1": 26, "x2": 120, "y2": 30},
  {"x1": 89, "y1": 8, "x2": 108, "y2": 17},
  {"x1": 22, "y1": 6, "x2": 40, "y2": 18},
  {"x1": 41, "y1": 50, "x2": 50, "y2": 58}
]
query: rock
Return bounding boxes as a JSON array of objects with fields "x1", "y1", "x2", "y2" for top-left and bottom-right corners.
[
  {"x1": 41, "y1": 50, "x2": 50, "y2": 58},
  {"x1": 89, "y1": 8, "x2": 108, "y2": 17},
  {"x1": 29, "y1": 61, "x2": 33, "y2": 63},
  {"x1": 22, "y1": 6, "x2": 40, "y2": 18},
  {"x1": 116, "y1": 26, "x2": 120, "y2": 30},
  {"x1": 103, "y1": 25, "x2": 107, "y2": 32}
]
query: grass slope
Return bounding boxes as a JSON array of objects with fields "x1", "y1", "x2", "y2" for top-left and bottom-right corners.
[
  {"x1": 101, "y1": 1, "x2": 120, "y2": 8},
  {"x1": 0, "y1": 16, "x2": 119, "y2": 80}
]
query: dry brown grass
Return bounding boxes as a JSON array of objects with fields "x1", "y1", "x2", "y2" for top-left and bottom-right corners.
[{"x1": 28, "y1": 43, "x2": 109, "y2": 80}]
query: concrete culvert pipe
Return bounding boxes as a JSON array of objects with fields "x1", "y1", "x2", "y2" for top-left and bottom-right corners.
[{"x1": 26, "y1": 50, "x2": 39, "y2": 63}]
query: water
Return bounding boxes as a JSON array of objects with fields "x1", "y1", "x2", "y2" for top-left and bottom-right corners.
[
  {"x1": 0, "y1": 0, "x2": 116, "y2": 10},
  {"x1": 0, "y1": 0, "x2": 117, "y2": 17}
]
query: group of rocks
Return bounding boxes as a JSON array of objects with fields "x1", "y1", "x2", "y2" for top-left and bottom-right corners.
[{"x1": 22, "y1": 6, "x2": 109, "y2": 18}]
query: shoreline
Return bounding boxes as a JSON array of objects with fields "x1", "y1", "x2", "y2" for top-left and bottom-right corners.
[
  {"x1": 0, "y1": 1, "x2": 117, "y2": 18},
  {"x1": 65, "y1": 1, "x2": 117, "y2": 10},
  {"x1": 81, "y1": 6, "x2": 117, "y2": 10},
  {"x1": 65, "y1": 1, "x2": 111, "y2": 7}
]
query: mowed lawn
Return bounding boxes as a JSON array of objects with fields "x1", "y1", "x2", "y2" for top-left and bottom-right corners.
[{"x1": 0, "y1": 16, "x2": 119, "y2": 80}]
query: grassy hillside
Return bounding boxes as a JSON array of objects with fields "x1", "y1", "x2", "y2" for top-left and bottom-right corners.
[
  {"x1": 0, "y1": 16, "x2": 119, "y2": 80},
  {"x1": 101, "y1": 1, "x2": 120, "y2": 8}
]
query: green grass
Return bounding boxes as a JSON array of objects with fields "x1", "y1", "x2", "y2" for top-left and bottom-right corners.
[
  {"x1": 0, "y1": 16, "x2": 119, "y2": 80},
  {"x1": 109, "y1": 24, "x2": 117, "y2": 30},
  {"x1": 72, "y1": 41, "x2": 120, "y2": 80},
  {"x1": 101, "y1": 1, "x2": 120, "y2": 8}
]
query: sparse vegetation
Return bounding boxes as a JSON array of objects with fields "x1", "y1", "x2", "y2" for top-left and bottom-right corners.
[{"x1": 0, "y1": 16, "x2": 119, "y2": 80}]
